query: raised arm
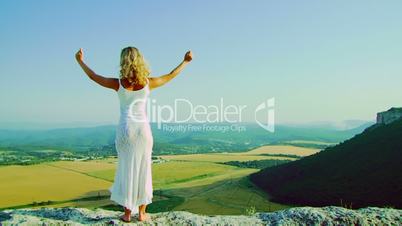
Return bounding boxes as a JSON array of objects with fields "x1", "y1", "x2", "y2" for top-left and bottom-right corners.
[
  {"x1": 75, "y1": 48, "x2": 119, "y2": 91},
  {"x1": 149, "y1": 50, "x2": 193, "y2": 90}
]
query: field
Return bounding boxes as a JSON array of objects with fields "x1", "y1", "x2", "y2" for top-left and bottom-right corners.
[
  {"x1": 0, "y1": 163, "x2": 112, "y2": 208},
  {"x1": 235, "y1": 145, "x2": 319, "y2": 156},
  {"x1": 0, "y1": 145, "x2": 318, "y2": 214},
  {"x1": 160, "y1": 153, "x2": 294, "y2": 163}
]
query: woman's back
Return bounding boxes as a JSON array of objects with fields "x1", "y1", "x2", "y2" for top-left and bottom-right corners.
[{"x1": 117, "y1": 78, "x2": 150, "y2": 124}]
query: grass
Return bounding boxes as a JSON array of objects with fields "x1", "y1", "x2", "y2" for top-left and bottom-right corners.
[{"x1": 168, "y1": 176, "x2": 291, "y2": 215}]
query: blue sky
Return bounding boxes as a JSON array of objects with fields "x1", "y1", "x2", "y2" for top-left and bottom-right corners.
[{"x1": 1, "y1": 0, "x2": 402, "y2": 128}]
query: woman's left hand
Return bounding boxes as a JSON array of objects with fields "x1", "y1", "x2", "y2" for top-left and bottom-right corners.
[{"x1": 184, "y1": 50, "x2": 193, "y2": 62}]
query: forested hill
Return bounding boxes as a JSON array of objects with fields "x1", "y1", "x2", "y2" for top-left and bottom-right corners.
[{"x1": 250, "y1": 118, "x2": 402, "y2": 208}]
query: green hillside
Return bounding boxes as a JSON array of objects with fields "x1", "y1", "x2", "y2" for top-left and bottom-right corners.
[{"x1": 250, "y1": 119, "x2": 402, "y2": 208}]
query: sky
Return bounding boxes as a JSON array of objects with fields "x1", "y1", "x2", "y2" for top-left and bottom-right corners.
[{"x1": 1, "y1": 0, "x2": 402, "y2": 128}]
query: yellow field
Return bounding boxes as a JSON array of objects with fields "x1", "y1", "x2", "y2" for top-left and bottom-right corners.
[
  {"x1": 47, "y1": 159, "x2": 116, "y2": 173},
  {"x1": 0, "y1": 158, "x2": 254, "y2": 209},
  {"x1": 0, "y1": 164, "x2": 112, "y2": 208}
]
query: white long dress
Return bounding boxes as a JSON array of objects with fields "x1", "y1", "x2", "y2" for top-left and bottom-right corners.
[{"x1": 109, "y1": 78, "x2": 153, "y2": 214}]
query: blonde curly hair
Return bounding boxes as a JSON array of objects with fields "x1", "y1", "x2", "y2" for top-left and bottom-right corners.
[{"x1": 119, "y1": 47, "x2": 151, "y2": 86}]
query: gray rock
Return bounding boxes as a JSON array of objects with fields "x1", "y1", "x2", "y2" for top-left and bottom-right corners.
[
  {"x1": 258, "y1": 206, "x2": 401, "y2": 226},
  {"x1": 376, "y1": 107, "x2": 402, "y2": 125},
  {"x1": 0, "y1": 206, "x2": 401, "y2": 225}
]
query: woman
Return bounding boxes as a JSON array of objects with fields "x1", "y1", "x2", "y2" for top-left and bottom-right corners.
[{"x1": 75, "y1": 46, "x2": 193, "y2": 222}]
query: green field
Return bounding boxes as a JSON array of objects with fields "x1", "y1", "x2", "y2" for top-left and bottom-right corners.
[{"x1": 0, "y1": 145, "x2": 316, "y2": 214}]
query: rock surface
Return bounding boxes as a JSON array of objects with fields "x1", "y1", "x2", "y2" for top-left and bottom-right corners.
[
  {"x1": 376, "y1": 107, "x2": 402, "y2": 125},
  {"x1": 0, "y1": 206, "x2": 400, "y2": 225}
]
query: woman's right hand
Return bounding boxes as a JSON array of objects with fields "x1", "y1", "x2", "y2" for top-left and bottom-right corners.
[
  {"x1": 184, "y1": 50, "x2": 193, "y2": 62},
  {"x1": 75, "y1": 48, "x2": 84, "y2": 62}
]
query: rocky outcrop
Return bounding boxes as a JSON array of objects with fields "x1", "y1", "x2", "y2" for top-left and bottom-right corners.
[
  {"x1": 376, "y1": 107, "x2": 402, "y2": 125},
  {"x1": 1, "y1": 206, "x2": 400, "y2": 225}
]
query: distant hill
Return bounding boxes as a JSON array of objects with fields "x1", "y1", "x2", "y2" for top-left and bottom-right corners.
[
  {"x1": 282, "y1": 120, "x2": 374, "y2": 131},
  {"x1": 0, "y1": 125, "x2": 116, "y2": 151},
  {"x1": 0, "y1": 123, "x2": 371, "y2": 155},
  {"x1": 250, "y1": 118, "x2": 402, "y2": 208}
]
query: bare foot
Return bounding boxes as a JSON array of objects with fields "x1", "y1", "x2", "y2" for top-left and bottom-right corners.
[
  {"x1": 119, "y1": 214, "x2": 131, "y2": 222},
  {"x1": 138, "y1": 212, "x2": 150, "y2": 221}
]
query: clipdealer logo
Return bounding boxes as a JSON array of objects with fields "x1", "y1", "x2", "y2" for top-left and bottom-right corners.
[
  {"x1": 126, "y1": 97, "x2": 275, "y2": 133},
  {"x1": 254, "y1": 98, "x2": 275, "y2": 132}
]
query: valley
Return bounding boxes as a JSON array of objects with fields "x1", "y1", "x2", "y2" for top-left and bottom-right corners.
[{"x1": 0, "y1": 145, "x2": 317, "y2": 215}]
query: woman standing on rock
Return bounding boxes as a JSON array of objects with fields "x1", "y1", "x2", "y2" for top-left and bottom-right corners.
[{"x1": 75, "y1": 46, "x2": 193, "y2": 222}]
